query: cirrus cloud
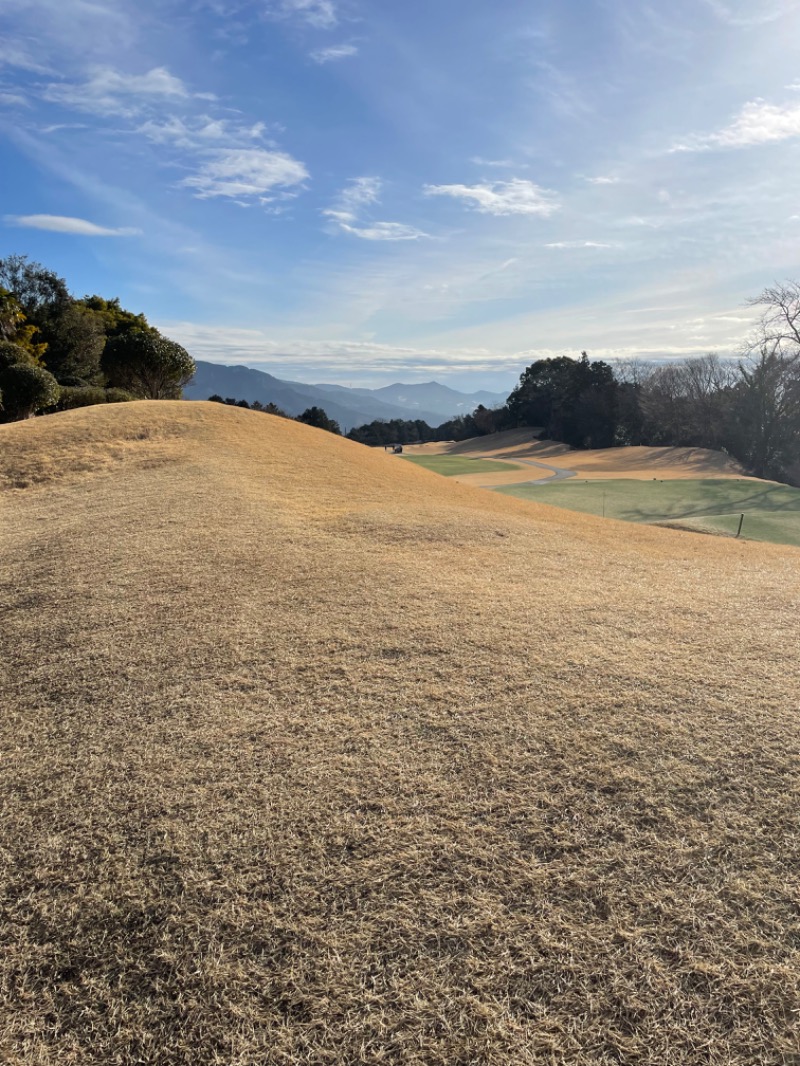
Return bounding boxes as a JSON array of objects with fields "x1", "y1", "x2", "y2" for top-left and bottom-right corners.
[
  {"x1": 702, "y1": 0, "x2": 800, "y2": 26},
  {"x1": 268, "y1": 0, "x2": 337, "y2": 29},
  {"x1": 137, "y1": 115, "x2": 267, "y2": 150},
  {"x1": 181, "y1": 149, "x2": 309, "y2": 201},
  {"x1": 311, "y1": 43, "x2": 358, "y2": 63},
  {"x1": 7, "y1": 214, "x2": 141, "y2": 236},
  {"x1": 43, "y1": 66, "x2": 195, "y2": 118},
  {"x1": 336, "y1": 220, "x2": 429, "y2": 241},
  {"x1": 32, "y1": 59, "x2": 306, "y2": 213},
  {"x1": 545, "y1": 240, "x2": 614, "y2": 249},
  {"x1": 423, "y1": 178, "x2": 560, "y2": 217},
  {"x1": 0, "y1": 91, "x2": 30, "y2": 107},
  {"x1": 324, "y1": 177, "x2": 429, "y2": 241}
]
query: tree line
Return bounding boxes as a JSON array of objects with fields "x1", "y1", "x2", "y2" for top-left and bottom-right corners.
[
  {"x1": 0, "y1": 255, "x2": 195, "y2": 421},
  {"x1": 494, "y1": 301, "x2": 800, "y2": 483},
  {"x1": 345, "y1": 284, "x2": 800, "y2": 484},
  {"x1": 345, "y1": 409, "x2": 496, "y2": 447},
  {"x1": 208, "y1": 395, "x2": 343, "y2": 434},
  {"x1": 206, "y1": 400, "x2": 495, "y2": 445}
]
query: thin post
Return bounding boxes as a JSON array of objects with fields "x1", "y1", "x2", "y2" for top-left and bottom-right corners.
[{"x1": 736, "y1": 513, "x2": 744, "y2": 538}]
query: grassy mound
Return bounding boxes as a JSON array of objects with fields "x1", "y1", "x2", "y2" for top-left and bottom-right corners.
[{"x1": 1, "y1": 402, "x2": 798, "y2": 1065}]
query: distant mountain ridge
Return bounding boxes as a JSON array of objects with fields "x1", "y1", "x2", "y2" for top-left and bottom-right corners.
[
  {"x1": 184, "y1": 362, "x2": 508, "y2": 429},
  {"x1": 313, "y1": 380, "x2": 507, "y2": 420}
]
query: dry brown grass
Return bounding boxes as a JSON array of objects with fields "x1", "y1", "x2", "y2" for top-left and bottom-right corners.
[
  {"x1": 405, "y1": 431, "x2": 753, "y2": 486},
  {"x1": 1, "y1": 401, "x2": 799, "y2": 1065}
]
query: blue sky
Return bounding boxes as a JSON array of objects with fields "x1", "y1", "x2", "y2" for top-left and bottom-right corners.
[{"x1": 2, "y1": 0, "x2": 800, "y2": 389}]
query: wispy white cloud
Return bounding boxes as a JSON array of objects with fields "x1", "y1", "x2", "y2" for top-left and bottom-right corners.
[
  {"x1": 672, "y1": 98, "x2": 800, "y2": 151},
  {"x1": 43, "y1": 66, "x2": 193, "y2": 118},
  {"x1": 158, "y1": 321, "x2": 509, "y2": 373},
  {"x1": 0, "y1": 40, "x2": 50, "y2": 74},
  {"x1": 7, "y1": 213, "x2": 141, "y2": 236},
  {"x1": 338, "y1": 221, "x2": 429, "y2": 241},
  {"x1": 0, "y1": 91, "x2": 30, "y2": 107},
  {"x1": 159, "y1": 321, "x2": 752, "y2": 378},
  {"x1": 482, "y1": 258, "x2": 518, "y2": 277},
  {"x1": 268, "y1": 0, "x2": 337, "y2": 29},
  {"x1": 0, "y1": 0, "x2": 132, "y2": 54},
  {"x1": 181, "y1": 148, "x2": 308, "y2": 201},
  {"x1": 702, "y1": 0, "x2": 799, "y2": 26},
  {"x1": 1, "y1": 0, "x2": 130, "y2": 31},
  {"x1": 324, "y1": 177, "x2": 429, "y2": 241},
  {"x1": 424, "y1": 178, "x2": 560, "y2": 218},
  {"x1": 2, "y1": 0, "x2": 791, "y2": 384},
  {"x1": 311, "y1": 43, "x2": 358, "y2": 63},
  {"x1": 39, "y1": 122, "x2": 90, "y2": 133},
  {"x1": 545, "y1": 240, "x2": 614, "y2": 249},
  {"x1": 31, "y1": 61, "x2": 302, "y2": 212},
  {"x1": 470, "y1": 157, "x2": 525, "y2": 169},
  {"x1": 137, "y1": 115, "x2": 267, "y2": 150},
  {"x1": 324, "y1": 175, "x2": 380, "y2": 219},
  {"x1": 528, "y1": 58, "x2": 593, "y2": 120},
  {"x1": 0, "y1": 0, "x2": 134, "y2": 75}
]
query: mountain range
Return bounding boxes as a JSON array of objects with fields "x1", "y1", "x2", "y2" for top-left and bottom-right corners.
[{"x1": 184, "y1": 361, "x2": 508, "y2": 430}]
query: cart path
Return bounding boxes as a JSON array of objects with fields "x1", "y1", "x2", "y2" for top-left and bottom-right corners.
[{"x1": 473, "y1": 456, "x2": 578, "y2": 486}]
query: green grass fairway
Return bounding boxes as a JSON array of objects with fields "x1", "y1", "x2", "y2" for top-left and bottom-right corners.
[
  {"x1": 495, "y1": 478, "x2": 800, "y2": 547},
  {"x1": 403, "y1": 454, "x2": 523, "y2": 476}
]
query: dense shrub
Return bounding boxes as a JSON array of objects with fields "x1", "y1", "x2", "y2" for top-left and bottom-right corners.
[
  {"x1": 55, "y1": 386, "x2": 135, "y2": 411},
  {"x1": 56, "y1": 375, "x2": 91, "y2": 388},
  {"x1": 0, "y1": 363, "x2": 60, "y2": 420},
  {"x1": 0, "y1": 340, "x2": 34, "y2": 370},
  {"x1": 102, "y1": 330, "x2": 195, "y2": 399}
]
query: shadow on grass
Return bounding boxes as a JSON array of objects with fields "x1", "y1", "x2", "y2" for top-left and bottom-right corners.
[
  {"x1": 498, "y1": 479, "x2": 800, "y2": 523},
  {"x1": 619, "y1": 482, "x2": 800, "y2": 523}
]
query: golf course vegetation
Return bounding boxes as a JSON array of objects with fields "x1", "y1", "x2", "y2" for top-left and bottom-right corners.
[
  {"x1": 402, "y1": 431, "x2": 800, "y2": 547},
  {"x1": 0, "y1": 255, "x2": 195, "y2": 418},
  {"x1": 2, "y1": 400, "x2": 798, "y2": 1065},
  {"x1": 497, "y1": 478, "x2": 800, "y2": 547},
  {"x1": 403, "y1": 454, "x2": 525, "y2": 477}
]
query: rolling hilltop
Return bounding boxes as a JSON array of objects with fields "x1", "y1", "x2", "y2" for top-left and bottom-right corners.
[{"x1": 2, "y1": 402, "x2": 799, "y2": 1065}]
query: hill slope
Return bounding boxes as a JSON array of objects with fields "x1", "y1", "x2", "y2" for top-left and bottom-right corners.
[
  {"x1": 407, "y1": 430, "x2": 749, "y2": 479},
  {"x1": 1, "y1": 402, "x2": 798, "y2": 1065},
  {"x1": 183, "y1": 360, "x2": 433, "y2": 427},
  {"x1": 369, "y1": 379, "x2": 506, "y2": 413},
  {"x1": 184, "y1": 361, "x2": 498, "y2": 426}
]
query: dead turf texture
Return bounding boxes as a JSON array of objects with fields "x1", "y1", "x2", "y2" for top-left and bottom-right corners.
[
  {"x1": 404, "y1": 431, "x2": 752, "y2": 485},
  {"x1": 1, "y1": 401, "x2": 799, "y2": 1066}
]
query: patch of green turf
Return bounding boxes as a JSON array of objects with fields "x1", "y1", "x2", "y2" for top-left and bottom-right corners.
[
  {"x1": 403, "y1": 455, "x2": 523, "y2": 476},
  {"x1": 494, "y1": 478, "x2": 800, "y2": 547}
]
